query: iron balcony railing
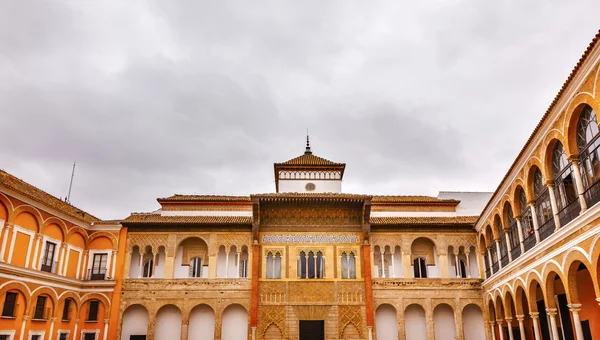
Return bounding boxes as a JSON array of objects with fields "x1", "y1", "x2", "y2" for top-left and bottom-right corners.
[
  {"x1": 510, "y1": 245, "x2": 521, "y2": 260},
  {"x1": 500, "y1": 254, "x2": 509, "y2": 267},
  {"x1": 492, "y1": 261, "x2": 499, "y2": 273},
  {"x1": 523, "y1": 233, "x2": 536, "y2": 252},
  {"x1": 583, "y1": 178, "x2": 600, "y2": 208},
  {"x1": 40, "y1": 259, "x2": 58, "y2": 274},
  {"x1": 557, "y1": 198, "x2": 580, "y2": 227},
  {"x1": 538, "y1": 218, "x2": 555, "y2": 242},
  {"x1": 485, "y1": 268, "x2": 491, "y2": 279},
  {"x1": 86, "y1": 268, "x2": 107, "y2": 281}
]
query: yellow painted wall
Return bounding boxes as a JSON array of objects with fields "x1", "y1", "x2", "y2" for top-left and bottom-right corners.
[
  {"x1": 11, "y1": 232, "x2": 30, "y2": 267},
  {"x1": 14, "y1": 211, "x2": 38, "y2": 232},
  {"x1": 66, "y1": 249, "x2": 80, "y2": 279}
]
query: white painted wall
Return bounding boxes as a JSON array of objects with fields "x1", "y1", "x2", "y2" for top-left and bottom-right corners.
[
  {"x1": 428, "y1": 248, "x2": 441, "y2": 278},
  {"x1": 129, "y1": 250, "x2": 140, "y2": 278},
  {"x1": 155, "y1": 305, "x2": 182, "y2": 340},
  {"x1": 433, "y1": 304, "x2": 456, "y2": 340},
  {"x1": 393, "y1": 247, "x2": 402, "y2": 278},
  {"x1": 221, "y1": 305, "x2": 248, "y2": 340},
  {"x1": 463, "y1": 304, "x2": 486, "y2": 340},
  {"x1": 375, "y1": 304, "x2": 398, "y2": 340},
  {"x1": 121, "y1": 305, "x2": 148, "y2": 340},
  {"x1": 189, "y1": 305, "x2": 215, "y2": 340},
  {"x1": 278, "y1": 180, "x2": 341, "y2": 193},
  {"x1": 404, "y1": 305, "x2": 427, "y2": 340},
  {"x1": 217, "y1": 247, "x2": 227, "y2": 278},
  {"x1": 174, "y1": 246, "x2": 188, "y2": 278},
  {"x1": 155, "y1": 248, "x2": 166, "y2": 278}
]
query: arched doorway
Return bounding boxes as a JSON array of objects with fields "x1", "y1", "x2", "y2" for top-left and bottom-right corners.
[
  {"x1": 121, "y1": 304, "x2": 149, "y2": 340},
  {"x1": 462, "y1": 304, "x2": 485, "y2": 340},
  {"x1": 567, "y1": 260, "x2": 600, "y2": 339},
  {"x1": 222, "y1": 304, "x2": 248, "y2": 340},
  {"x1": 189, "y1": 304, "x2": 215, "y2": 340},
  {"x1": 404, "y1": 304, "x2": 427, "y2": 340},
  {"x1": 375, "y1": 304, "x2": 398, "y2": 340},
  {"x1": 155, "y1": 305, "x2": 182, "y2": 340},
  {"x1": 433, "y1": 304, "x2": 456, "y2": 340}
]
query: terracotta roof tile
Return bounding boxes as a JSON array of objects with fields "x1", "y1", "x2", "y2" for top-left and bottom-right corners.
[
  {"x1": 252, "y1": 193, "x2": 369, "y2": 203},
  {"x1": 276, "y1": 152, "x2": 344, "y2": 166},
  {"x1": 122, "y1": 213, "x2": 252, "y2": 225},
  {"x1": 370, "y1": 216, "x2": 478, "y2": 226},
  {"x1": 476, "y1": 29, "x2": 600, "y2": 227},
  {"x1": 372, "y1": 196, "x2": 460, "y2": 204},
  {"x1": 0, "y1": 169, "x2": 100, "y2": 223},
  {"x1": 158, "y1": 195, "x2": 251, "y2": 202}
]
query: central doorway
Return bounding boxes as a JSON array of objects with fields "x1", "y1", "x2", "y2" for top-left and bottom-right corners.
[{"x1": 300, "y1": 320, "x2": 325, "y2": 340}]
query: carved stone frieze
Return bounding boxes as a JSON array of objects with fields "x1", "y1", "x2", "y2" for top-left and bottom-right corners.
[
  {"x1": 338, "y1": 305, "x2": 363, "y2": 337},
  {"x1": 288, "y1": 281, "x2": 335, "y2": 304}
]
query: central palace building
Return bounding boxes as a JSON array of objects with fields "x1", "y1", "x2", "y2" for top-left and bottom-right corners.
[{"x1": 1, "y1": 30, "x2": 600, "y2": 340}]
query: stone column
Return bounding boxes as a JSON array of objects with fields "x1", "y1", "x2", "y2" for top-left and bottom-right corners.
[
  {"x1": 138, "y1": 249, "x2": 144, "y2": 278},
  {"x1": 528, "y1": 203, "x2": 541, "y2": 243},
  {"x1": 465, "y1": 251, "x2": 472, "y2": 278},
  {"x1": 48, "y1": 317, "x2": 56, "y2": 340},
  {"x1": 569, "y1": 156, "x2": 588, "y2": 212},
  {"x1": 391, "y1": 252, "x2": 396, "y2": 278},
  {"x1": 489, "y1": 321, "x2": 496, "y2": 340},
  {"x1": 454, "y1": 252, "x2": 460, "y2": 277},
  {"x1": 225, "y1": 250, "x2": 230, "y2": 278},
  {"x1": 546, "y1": 182, "x2": 562, "y2": 230},
  {"x1": 0, "y1": 223, "x2": 12, "y2": 261},
  {"x1": 180, "y1": 319, "x2": 189, "y2": 340},
  {"x1": 367, "y1": 326, "x2": 373, "y2": 340},
  {"x1": 103, "y1": 318, "x2": 110, "y2": 340},
  {"x1": 151, "y1": 252, "x2": 158, "y2": 278},
  {"x1": 504, "y1": 232, "x2": 513, "y2": 262},
  {"x1": 515, "y1": 218, "x2": 525, "y2": 254},
  {"x1": 496, "y1": 319, "x2": 505, "y2": 340},
  {"x1": 380, "y1": 252, "x2": 385, "y2": 278},
  {"x1": 487, "y1": 247, "x2": 494, "y2": 274},
  {"x1": 505, "y1": 318, "x2": 514, "y2": 340},
  {"x1": 516, "y1": 315, "x2": 525, "y2": 340},
  {"x1": 236, "y1": 251, "x2": 241, "y2": 278},
  {"x1": 568, "y1": 304, "x2": 585, "y2": 340},
  {"x1": 147, "y1": 315, "x2": 156, "y2": 340},
  {"x1": 546, "y1": 308, "x2": 560, "y2": 340},
  {"x1": 32, "y1": 234, "x2": 43, "y2": 269},
  {"x1": 73, "y1": 319, "x2": 80, "y2": 340},
  {"x1": 251, "y1": 326, "x2": 256, "y2": 340},
  {"x1": 495, "y1": 241, "x2": 502, "y2": 269},
  {"x1": 530, "y1": 312, "x2": 541, "y2": 340},
  {"x1": 454, "y1": 303, "x2": 464, "y2": 340}
]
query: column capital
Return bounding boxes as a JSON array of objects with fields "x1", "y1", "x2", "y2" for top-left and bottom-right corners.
[
  {"x1": 515, "y1": 315, "x2": 525, "y2": 321},
  {"x1": 529, "y1": 312, "x2": 539, "y2": 319},
  {"x1": 75, "y1": 319, "x2": 80, "y2": 323},
  {"x1": 596, "y1": 297, "x2": 600, "y2": 306},
  {"x1": 544, "y1": 180, "x2": 555, "y2": 188},
  {"x1": 104, "y1": 318, "x2": 110, "y2": 324},
  {"x1": 545, "y1": 308, "x2": 558, "y2": 316},
  {"x1": 505, "y1": 317, "x2": 513, "y2": 323},
  {"x1": 112, "y1": 249, "x2": 118, "y2": 255},
  {"x1": 567, "y1": 303, "x2": 582, "y2": 312},
  {"x1": 489, "y1": 320, "x2": 496, "y2": 326},
  {"x1": 22, "y1": 315, "x2": 30, "y2": 321},
  {"x1": 36, "y1": 234, "x2": 44, "y2": 241},
  {"x1": 568, "y1": 154, "x2": 580, "y2": 163},
  {"x1": 50, "y1": 317, "x2": 57, "y2": 323},
  {"x1": 83, "y1": 249, "x2": 89, "y2": 255}
]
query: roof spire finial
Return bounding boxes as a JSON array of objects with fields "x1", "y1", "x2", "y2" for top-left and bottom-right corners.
[{"x1": 305, "y1": 129, "x2": 312, "y2": 154}]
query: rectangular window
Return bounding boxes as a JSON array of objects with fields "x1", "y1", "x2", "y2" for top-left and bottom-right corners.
[
  {"x1": 90, "y1": 254, "x2": 108, "y2": 280},
  {"x1": 40, "y1": 241, "x2": 57, "y2": 273},
  {"x1": 2, "y1": 292, "x2": 17, "y2": 317},
  {"x1": 87, "y1": 300, "x2": 99, "y2": 321},
  {"x1": 58, "y1": 333, "x2": 68, "y2": 340},
  {"x1": 83, "y1": 333, "x2": 96, "y2": 340},
  {"x1": 0, "y1": 335, "x2": 8, "y2": 340},
  {"x1": 62, "y1": 299, "x2": 71, "y2": 321},
  {"x1": 33, "y1": 296, "x2": 46, "y2": 320},
  {"x1": 30, "y1": 335, "x2": 40, "y2": 340}
]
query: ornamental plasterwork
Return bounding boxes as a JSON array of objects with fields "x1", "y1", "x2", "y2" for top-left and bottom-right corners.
[
  {"x1": 259, "y1": 306, "x2": 286, "y2": 339},
  {"x1": 262, "y1": 234, "x2": 359, "y2": 243},
  {"x1": 126, "y1": 233, "x2": 169, "y2": 253},
  {"x1": 260, "y1": 206, "x2": 362, "y2": 226},
  {"x1": 338, "y1": 305, "x2": 363, "y2": 337},
  {"x1": 217, "y1": 233, "x2": 251, "y2": 249}
]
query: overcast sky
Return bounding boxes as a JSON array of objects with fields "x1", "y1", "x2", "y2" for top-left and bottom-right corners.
[{"x1": 1, "y1": 1, "x2": 599, "y2": 219}]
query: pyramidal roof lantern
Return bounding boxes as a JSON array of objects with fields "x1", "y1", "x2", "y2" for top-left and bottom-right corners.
[{"x1": 305, "y1": 134, "x2": 312, "y2": 154}]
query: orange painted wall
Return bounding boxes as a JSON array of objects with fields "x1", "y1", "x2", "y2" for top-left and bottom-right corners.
[
  {"x1": 44, "y1": 223, "x2": 64, "y2": 242},
  {"x1": 77, "y1": 300, "x2": 107, "y2": 340},
  {"x1": 107, "y1": 226, "x2": 127, "y2": 339},
  {"x1": 66, "y1": 249, "x2": 80, "y2": 278},
  {"x1": 0, "y1": 202, "x2": 7, "y2": 221},
  {"x1": 14, "y1": 211, "x2": 39, "y2": 232},
  {"x1": 88, "y1": 236, "x2": 113, "y2": 250},
  {"x1": 68, "y1": 232, "x2": 86, "y2": 249},
  {"x1": 11, "y1": 232, "x2": 30, "y2": 267},
  {"x1": 0, "y1": 290, "x2": 26, "y2": 339}
]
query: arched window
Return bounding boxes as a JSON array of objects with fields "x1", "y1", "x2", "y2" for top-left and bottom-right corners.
[
  {"x1": 189, "y1": 257, "x2": 202, "y2": 278},
  {"x1": 506, "y1": 205, "x2": 521, "y2": 259},
  {"x1": 533, "y1": 168, "x2": 553, "y2": 241},
  {"x1": 298, "y1": 251, "x2": 325, "y2": 279},
  {"x1": 495, "y1": 216, "x2": 508, "y2": 267},
  {"x1": 552, "y1": 142, "x2": 580, "y2": 226},
  {"x1": 341, "y1": 252, "x2": 356, "y2": 279},
  {"x1": 458, "y1": 259, "x2": 467, "y2": 278},
  {"x1": 413, "y1": 257, "x2": 427, "y2": 278},
  {"x1": 239, "y1": 247, "x2": 249, "y2": 278},
  {"x1": 142, "y1": 259, "x2": 153, "y2": 278},
  {"x1": 577, "y1": 105, "x2": 600, "y2": 207},
  {"x1": 519, "y1": 189, "x2": 536, "y2": 252},
  {"x1": 266, "y1": 251, "x2": 281, "y2": 279}
]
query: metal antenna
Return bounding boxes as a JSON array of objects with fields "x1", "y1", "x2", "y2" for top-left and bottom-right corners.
[
  {"x1": 66, "y1": 162, "x2": 76, "y2": 204},
  {"x1": 305, "y1": 129, "x2": 312, "y2": 154}
]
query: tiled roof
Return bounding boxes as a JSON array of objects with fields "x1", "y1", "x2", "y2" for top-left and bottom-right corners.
[
  {"x1": 252, "y1": 193, "x2": 369, "y2": 203},
  {"x1": 91, "y1": 219, "x2": 122, "y2": 225},
  {"x1": 370, "y1": 216, "x2": 478, "y2": 226},
  {"x1": 0, "y1": 169, "x2": 100, "y2": 223},
  {"x1": 276, "y1": 152, "x2": 344, "y2": 166},
  {"x1": 122, "y1": 213, "x2": 252, "y2": 225},
  {"x1": 158, "y1": 195, "x2": 251, "y2": 202},
  {"x1": 477, "y1": 29, "x2": 600, "y2": 227},
  {"x1": 372, "y1": 196, "x2": 460, "y2": 204}
]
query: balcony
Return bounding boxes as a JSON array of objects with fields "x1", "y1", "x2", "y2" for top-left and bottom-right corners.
[
  {"x1": 500, "y1": 253, "x2": 509, "y2": 267},
  {"x1": 557, "y1": 198, "x2": 580, "y2": 227},
  {"x1": 40, "y1": 259, "x2": 58, "y2": 274},
  {"x1": 485, "y1": 268, "x2": 491, "y2": 279},
  {"x1": 538, "y1": 219, "x2": 555, "y2": 242},
  {"x1": 491, "y1": 261, "x2": 499, "y2": 273},
  {"x1": 583, "y1": 178, "x2": 600, "y2": 208},
  {"x1": 86, "y1": 268, "x2": 107, "y2": 281},
  {"x1": 510, "y1": 246, "x2": 521, "y2": 260},
  {"x1": 523, "y1": 233, "x2": 536, "y2": 252}
]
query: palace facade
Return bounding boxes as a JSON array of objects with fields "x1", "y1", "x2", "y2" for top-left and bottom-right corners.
[{"x1": 0, "y1": 30, "x2": 599, "y2": 340}]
